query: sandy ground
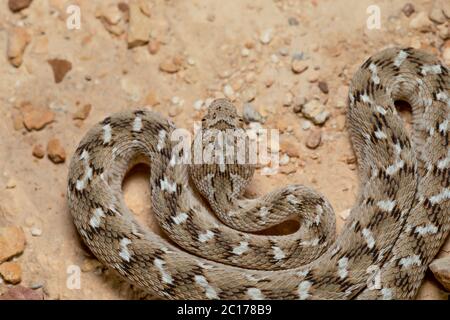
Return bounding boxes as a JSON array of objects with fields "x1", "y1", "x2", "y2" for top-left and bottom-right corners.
[{"x1": 0, "y1": 0, "x2": 449, "y2": 299}]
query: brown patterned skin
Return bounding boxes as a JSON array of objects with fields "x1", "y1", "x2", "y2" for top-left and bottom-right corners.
[{"x1": 67, "y1": 47, "x2": 449, "y2": 299}]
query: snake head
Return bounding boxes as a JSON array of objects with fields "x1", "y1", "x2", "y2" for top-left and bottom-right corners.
[{"x1": 202, "y1": 98, "x2": 245, "y2": 130}]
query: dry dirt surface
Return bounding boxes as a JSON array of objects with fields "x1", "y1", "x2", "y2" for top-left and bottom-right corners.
[{"x1": 0, "y1": 0, "x2": 449, "y2": 300}]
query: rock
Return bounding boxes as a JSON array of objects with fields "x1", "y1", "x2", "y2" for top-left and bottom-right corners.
[
  {"x1": 430, "y1": 256, "x2": 450, "y2": 291},
  {"x1": 97, "y1": 4, "x2": 125, "y2": 36},
  {"x1": 127, "y1": 1, "x2": 152, "y2": 48},
  {"x1": 260, "y1": 29, "x2": 273, "y2": 45},
  {"x1": 6, "y1": 178, "x2": 16, "y2": 189},
  {"x1": 335, "y1": 85, "x2": 348, "y2": 108},
  {"x1": 22, "y1": 104, "x2": 55, "y2": 131},
  {"x1": 307, "y1": 70, "x2": 320, "y2": 82},
  {"x1": 288, "y1": 17, "x2": 299, "y2": 26},
  {"x1": 291, "y1": 59, "x2": 308, "y2": 74},
  {"x1": 241, "y1": 48, "x2": 250, "y2": 57},
  {"x1": 302, "y1": 100, "x2": 330, "y2": 125},
  {"x1": 223, "y1": 84, "x2": 235, "y2": 100},
  {"x1": 293, "y1": 96, "x2": 307, "y2": 113},
  {"x1": 30, "y1": 227, "x2": 42, "y2": 237},
  {"x1": 279, "y1": 153, "x2": 290, "y2": 165},
  {"x1": 159, "y1": 58, "x2": 181, "y2": 73},
  {"x1": 402, "y1": 3, "x2": 415, "y2": 17},
  {"x1": 318, "y1": 81, "x2": 329, "y2": 94},
  {"x1": 302, "y1": 120, "x2": 312, "y2": 130},
  {"x1": 47, "y1": 138, "x2": 66, "y2": 164},
  {"x1": 7, "y1": 27, "x2": 31, "y2": 67},
  {"x1": 148, "y1": 39, "x2": 160, "y2": 55},
  {"x1": 168, "y1": 105, "x2": 181, "y2": 117},
  {"x1": 12, "y1": 112, "x2": 24, "y2": 130},
  {"x1": 280, "y1": 138, "x2": 301, "y2": 157},
  {"x1": 47, "y1": 59, "x2": 72, "y2": 83},
  {"x1": 0, "y1": 262, "x2": 22, "y2": 284},
  {"x1": 305, "y1": 129, "x2": 322, "y2": 149},
  {"x1": 0, "y1": 226, "x2": 26, "y2": 263},
  {"x1": 144, "y1": 90, "x2": 160, "y2": 107},
  {"x1": 243, "y1": 103, "x2": 263, "y2": 123},
  {"x1": 0, "y1": 285, "x2": 43, "y2": 300},
  {"x1": 429, "y1": 1, "x2": 447, "y2": 24},
  {"x1": 32, "y1": 144, "x2": 45, "y2": 159},
  {"x1": 283, "y1": 92, "x2": 294, "y2": 107},
  {"x1": 409, "y1": 12, "x2": 433, "y2": 32},
  {"x1": 241, "y1": 85, "x2": 257, "y2": 102},
  {"x1": 73, "y1": 104, "x2": 92, "y2": 120},
  {"x1": 8, "y1": 0, "x2": 33, "y2": 12}
]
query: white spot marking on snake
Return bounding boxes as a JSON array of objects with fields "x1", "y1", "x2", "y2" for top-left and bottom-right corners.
[
  {"x1": 102, "y1": 124, "x2": 112, "y2": 144},
  {"x1": 415, "y1": 224, "x2": 438, "y2": 236},
  {"x1": 386, "y1": 159, "x2": 404, "y2": 175},
  {"x1": 296, "y1": 270, "x2": 310, "y2": 277},
  {"x1": 377, "y1": 200, "x2": 396, "y2": 213},
  {"x1": 298, "y1": 281, "x2": 312, "y2": 300},
  {"x1": 375, "y1": 105, "x2": 387, "y2": 115},
  {"x1": 300, "y1": 238, "x2": 320, "y2": 246},
  {"x1": 361, "y1": 93, "x2": 372, "y2": 104},
  {"x1": 437, "y1": 149, "x2": 450, "y2": 170},
  {"x1": 172, "y1": 212, "x2": 188, "y2": 225},
  {"x1": 194, "y1": 275, "x2": 218, "y2": 299},
  {"x1": 381, "y1": 288, "x2": 392, "y2": 300},
  {"x1": 76, "y1": 166, "x2": 93, "y2": 191},
  {"x1": 198, "y1": 230, "x2": 215, "y2": 243},
  {"x1": 362, "y1": 228, "x2": 375, "y2": 249},
  {"x1": 157, "y1": 130, "x2": 167, "y2": 151},
  {"x1": 272, "y1": 246, "x2": 286, "y2": 261},
  {"x1": 247, "y1": 288, "x2": 265, "y2": 300},
  {"x1": 287, "y1": 194, "x2": 300, "y2": 205},
  {"x1": 421, "y1": 65, "x2": 442, "y2": 75},
  {"x1": 399, "y1": 255, "x2": 422, "y2": 269},
  {"x1": 439, "y1": 119, "x2": 448, "y2": 133},
  {"x1": 232, "y1": 241, "x2": 249, "y2": 255},
  {"x1": 374, "y1": 129, "x2": 387, "y2": 140},
  {"x1": 393, "y1": 50, "x2": 408, "y2": 67},
  {"x1": 314, "y1": 205, "x2": 323, "y2": 225},
  {"x1": 436, "y1": 91, "x2": 450, "y2": 107},
  {"x1": 368, "y1": 63, "x2": 380, "y2": 84},
  {"x1": 132, "y1": 117, "x2": 142, "y2": 132},
  {"x1": 154, "y1": 258, "x2": 173, "y2": 284},
  {"x1": 160, "y1": 176, "x2": 177, "y2": 193},
  {"x1": 338, "y1": 257, "x2": 349, "y2": 279},
  {"x1": 429, "y1": 188, "x2": 450, "y2": 205},
  {"x1": 119, "y1": 238, "x2": 132, "y2": 262},
  {"x1": 89, "y1": 208, "x2": 105, "y2": 229},
  {"x1": 259, "y1": 206, "x2": 269, "y2": 219}
]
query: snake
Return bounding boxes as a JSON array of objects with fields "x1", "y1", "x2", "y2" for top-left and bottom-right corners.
[{"x1": 67, "y1": 47, "x2": 449, "y2": 299}]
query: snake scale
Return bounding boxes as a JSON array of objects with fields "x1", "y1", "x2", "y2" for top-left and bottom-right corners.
[{"x1": 67, "y1": 47, "x2": 449, "y2": 299}]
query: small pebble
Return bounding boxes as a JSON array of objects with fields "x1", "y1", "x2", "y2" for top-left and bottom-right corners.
[
  {"x1": 193, "y1": 99, "x2": 204, "y2": 110},
  {"x1": 279, "y1": 153, "x2": 290, "y2": 165},
  {"x1": 302, "y1": 120, "x2": 312, "y2": 130},
  {"x1": 21, "y1": 103, "x2": 55, "y2": 131},
  {"x1": 223, "y1": 84, "x2": 235, "y2": 100},
  {"x1": 402, "y1": 3, "x2": 415, "y2": 17},
  {"x1": 241, "y1": 86, "x2": 257, "y2": 102},
  {"x1": 73, "y1": 104, "x2": 92, "y2": 120},
  {"x1": 305, "y1": 128, "x2": 322, "y2": 149},
  {"x1": 318, "y1": 81, "x2": 329, "y2": 94},
  {"x1": 288, "y1": 17, "x2": 299, "y2": 26},
  {"x1": 47, "y1": 138, "x2": 66, "y2": 164},
  {"x1": 291, "y1": 59, "x2": 308, "y2": 74},
  {"x1": 0, "y1": 226, "x2": 26, "y2": 263},
  {"x1": 260, "y1": 29, "x2": 273, "y2": 45},
  {"x1": 32, "y1": 144, "x2": 45, "y2": 159},
  {"x1": 30, "y1": 227, "x2": 42, "y2": 237},
  {"x1": 159, "y1": 58, "x2": 181, "y2": 73},
  {"x1": 283, "y1": 92, "x2": 294, "y2": 107},
  {"x1": 241, "y1": 48, "x2": 250, "y2": 57},
  {"x1": 0, "y1": 262, "x2": 22, "y2": 284},
  {"x1": 7, "y1": 27, "x2": 31, "y2": 67},
  {"x1": 8, "y1": 0, "x2": 33, "y2": 12},
  {"x1": 148, "y1": 40, "x2": 160, "y2": 55},
  {"x1": 302, "y1": 99, "x2": 330, "y2": 125},
  {"x1": 47, "y1": 59, "x2": 72, "y2": 83}
]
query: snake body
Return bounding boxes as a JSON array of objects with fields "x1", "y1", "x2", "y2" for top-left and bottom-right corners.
[{"x1": 67, "y1": 48, "x2": 449, "y2": 299}]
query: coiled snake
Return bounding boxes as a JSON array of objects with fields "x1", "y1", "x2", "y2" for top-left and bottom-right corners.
[{"x1": 67, "y1": 47, "x2": 449, "y2": 299}]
